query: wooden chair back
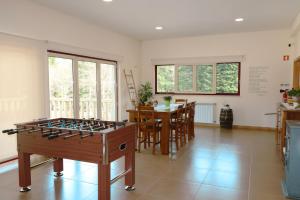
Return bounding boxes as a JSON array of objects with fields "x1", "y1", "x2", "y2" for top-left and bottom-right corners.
[
  {"x1": 185, "y1": 103, "x2": 192, "y2": 122},
  {"x1": 189, "y1": 102, "x2": 196, "y2": 118},
  {"x1": 137, "y1": 106, "x2": 155, "y2": 133},
  {"x1": 175, "y1": 99, "x2": 188, "y2": 105},
  {"x1": 171, "y1": 107, "x2": 185, "y2": 125}
]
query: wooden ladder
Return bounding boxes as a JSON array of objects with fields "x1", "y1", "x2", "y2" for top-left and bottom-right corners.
[{"x1": 124, "y1": 70, "x2": 137, "y2": 105}]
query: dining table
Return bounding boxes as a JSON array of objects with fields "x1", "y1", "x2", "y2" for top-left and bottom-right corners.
[{"x1": 126, "y1": 104, "x2": 182, "y2": 155}]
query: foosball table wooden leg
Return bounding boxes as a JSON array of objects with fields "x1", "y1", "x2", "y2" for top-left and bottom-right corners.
[
  {"x1": 53, "y1": 158, "x2": 64, "y2": 177},
  {"x1": 18, "y1": 152, "x2": 31, "y2": 192},
  {"x1": 98, "y1": 163, "x2": 111, "y2": 200},
  {"x1": 125, "y1": 151, "x2": 135, "y2": 191}
]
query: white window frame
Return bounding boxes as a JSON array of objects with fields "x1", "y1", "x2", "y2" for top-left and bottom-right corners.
[
  {"x1": 47, "y1": 52, "x2": 118, "y2": 120},
  {"x1": 156, "y1": 62, "x2": 240, "y2": 95}
]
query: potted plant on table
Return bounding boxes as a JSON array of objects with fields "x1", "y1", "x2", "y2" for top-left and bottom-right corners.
[
  {"x1": 288, "y1": 89, "x2": 300, "y2": 103},
  {"x1": 138, "y1": 82, "x2": 153, "y2": 105}
]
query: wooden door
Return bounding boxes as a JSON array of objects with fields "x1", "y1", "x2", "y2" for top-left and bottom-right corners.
[{"x1": 293, "y1": 57, "x2": 300, "y2": 89}]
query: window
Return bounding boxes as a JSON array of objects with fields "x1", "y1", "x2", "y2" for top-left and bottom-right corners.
[
  {"x1": 196, "y1": 64, "x2": 214, "y2": 93},
  {"x1": 155, "y1": 62, "x2": 240, "y2": 95},
  {"x1": 48, "y1": 51, "x2": 118, "y2": 120},
  {"x1": 156, "y1": 65, "x2": 175, "y2": 93},
  {"x1": 216, "y1": 63, "x2": 239, "y2": 94},
  {"x1": 178, "y1": 65, "x2": 193, "y2": 92}
]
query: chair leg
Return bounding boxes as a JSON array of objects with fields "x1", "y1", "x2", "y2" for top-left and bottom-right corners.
[
  {"x1": 143, "y1": 132, "x2": 147, "y2": 149},
  {"x1": 182, "y1": 126, "x2": 186, "y2": 145},
  {"x1": 179, "y1": 127, "x2": 184, "y2": 147},
  {"x1": 184, "y1": 125, "x2": 187, "y2": 144},
  {"x1": 175, "y1": 129, "x2": 179, "y2": 150},
  {"x1": 191, "y1": 121, "x2": 195, "y2": 138},
  {"x1": 169, "y1": 130, "x2": 173, "y2": 154},
  {"x1": 152, "y1": 132, "x2": 156, "y2": 155},
  {"x1": 138, "y1": 132, "x2": 141, "y2": 153},
  {"x1": 187, "y1": 123, "x2": 191, "y2": 141},
  {"x1": 147, "y1": 132, "x2": 151, "y2": 148}
]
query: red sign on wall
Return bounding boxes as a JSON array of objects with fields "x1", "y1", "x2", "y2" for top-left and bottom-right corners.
[{"x1": 283, "y1": 55, "x2": 289, "y2": 61}]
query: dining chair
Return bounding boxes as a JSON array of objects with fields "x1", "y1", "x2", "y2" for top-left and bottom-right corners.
[
  {"x1": 184, "y1": 103, "x2": 192, "y2": 141},
  {"x1": 175, "y1": 99, "x2": 188, "y2": 106},
  {"x1": 188, "y1": 102, "x2": 196, "y2": 139},
  {"x1": 137, "y1": 106, "x2": 161, "y2": 154},
  {"x1": 170, "y1": 107, "x2": 186, "y2": 151}
]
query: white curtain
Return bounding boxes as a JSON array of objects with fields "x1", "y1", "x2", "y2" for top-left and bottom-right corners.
[{"x1": 0, "y1": 33, "x2": 47, "y2": 162}]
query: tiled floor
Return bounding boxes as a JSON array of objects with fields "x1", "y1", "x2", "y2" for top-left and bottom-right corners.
[{"x1": 0, "y1": 126, "x2": 287, "y2": 200}]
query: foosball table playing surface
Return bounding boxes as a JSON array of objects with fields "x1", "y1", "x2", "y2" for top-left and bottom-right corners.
[{"x1": 2, "y1": 118, "x2": 137, "y2": 200}]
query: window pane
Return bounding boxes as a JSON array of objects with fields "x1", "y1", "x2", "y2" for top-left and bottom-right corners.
[
  {"x1": 78, "y1": 61, "x2": 97, "y2": 119},
  {"x1": 216, "y1": 63, "x2": 239, "y2": 94},
  {"x1": 49, "y1": 57, "x2": 74, "y2": 118},
  {"x1": 196, "y1": 65, "x2": 213, "y2": 93},
  {"x1": 178, "y1": 65, "x2": 193, "y2": 92},
  {"x1": 101, "y1": 64, "x2": 116, "y2": 121},
  {"x1": 156, "y1": 65, "x2": 175, "y2": 92}
]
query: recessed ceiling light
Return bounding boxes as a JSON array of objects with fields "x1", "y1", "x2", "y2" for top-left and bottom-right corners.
[
  {"x1": 235, "y1": 18, "x2": 244, "y2": 22},
  {"x1": 103, "y1": 0, "x2": 113, "y2": 2},
  {"x1": 155, "y1": 26, "x2": 163, "y2": 30}
]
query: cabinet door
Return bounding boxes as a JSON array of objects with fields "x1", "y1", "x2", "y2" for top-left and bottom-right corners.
[
  {"x1": 285, "y1": 129, "x2": 291, "y2": 171},
  {"x1": 293, "y1": 59, "x2": 300, "y2": 89}
]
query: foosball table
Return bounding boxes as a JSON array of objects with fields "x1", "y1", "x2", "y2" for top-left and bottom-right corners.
[{"x1": 2, "y1": 118, "x2": 136, "y2": 200}]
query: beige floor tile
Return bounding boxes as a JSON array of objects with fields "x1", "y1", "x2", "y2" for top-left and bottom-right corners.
[
  {"x1": 194, "y1": 184, "x2": 248, "y2": 200},
  {"x1": 249, "y1": 192, "x2": 287, "y2": 200},
  {"x1": 203, "y1": 170, "x2": 249, "y2": 191},
  {"x1": 146, "y1": 177, "x2": 201, "y2": 200}
]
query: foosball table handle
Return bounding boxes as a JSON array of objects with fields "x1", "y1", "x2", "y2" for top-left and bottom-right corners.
[{"x1": 2, "y1": 129, "x2": 14, "y2": 133}]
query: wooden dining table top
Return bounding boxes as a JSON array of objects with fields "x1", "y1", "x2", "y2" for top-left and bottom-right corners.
[{"x1": 126, "y1": 103, "x2": 182, "y2": 113}]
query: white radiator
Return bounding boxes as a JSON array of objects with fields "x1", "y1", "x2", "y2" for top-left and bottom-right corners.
[{"x1": 194, "y1": 103, "x2": 217, "y2": 123}]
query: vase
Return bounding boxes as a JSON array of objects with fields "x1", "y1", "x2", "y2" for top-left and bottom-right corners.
[
  {"x1": 292, "y1": 96, "x2": 300, "y2": 103},
  {"x1": 164, "y1": 99, "x2": 171, "y2": 108}
]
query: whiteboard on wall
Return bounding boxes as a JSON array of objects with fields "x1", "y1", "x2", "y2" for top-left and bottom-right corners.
[{"x1": 248, "y1": 66, "x2": 270, "y2": 96}]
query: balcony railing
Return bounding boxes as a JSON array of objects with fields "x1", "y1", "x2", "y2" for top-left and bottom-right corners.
[{"x1": 50, "y1": 98, "x2": 115, "y2": 120}]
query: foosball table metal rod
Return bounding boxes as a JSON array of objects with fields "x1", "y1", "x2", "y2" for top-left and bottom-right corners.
[
  {"x1": 110, "y1": 168, "x2": 134, "y2": 186},
  {"x1": 48, "y1": 131, "x2": 72, "y2": 140},
  {"x1": 63, "y1": 131, "x2": 84, "y2": 139}
]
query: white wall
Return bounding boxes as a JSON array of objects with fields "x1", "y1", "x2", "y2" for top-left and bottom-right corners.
[
  {"x1": 0, "y1": 0, "x2": 141, "y2": 120},
  {"x1": 141, "y1": 30, "x2": 292, "y2": 128},
  {"x1": 0, "y1": 0, "x2": 140, "y2": 161},
  {"x1": 291, "y1": 12, "x2": 300, "y2": 58}
]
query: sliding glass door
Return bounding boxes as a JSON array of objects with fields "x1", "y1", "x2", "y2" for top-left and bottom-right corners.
[
  {"x1": 49, "y1": 57, "x2": 74, "y2": 118},
  {"x1": 48, "y1": 54, "x2": 117, "y2": 120},
  {"x1": 100, "y1": 63, "x2": 116, "y2": 121},
  {"x1": 78, "y1": 61, "x2": 97, "y2": 119}
]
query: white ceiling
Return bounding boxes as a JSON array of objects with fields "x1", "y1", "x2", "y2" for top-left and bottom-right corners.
[{"x1": 30, "y1": 0, "x2": 300, "y2": 40}]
